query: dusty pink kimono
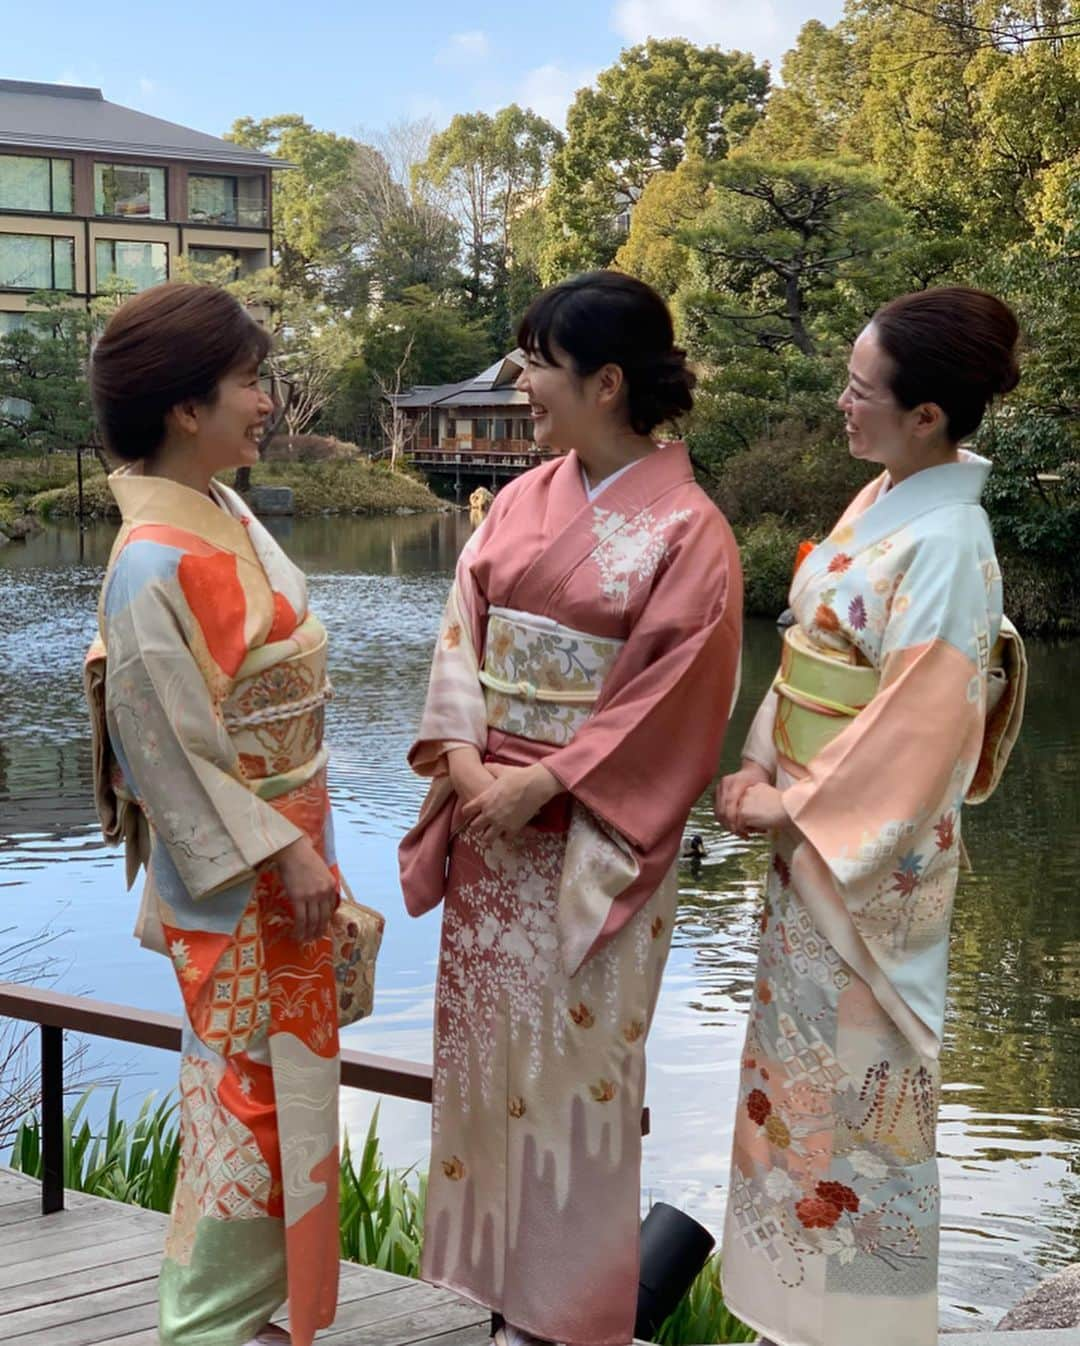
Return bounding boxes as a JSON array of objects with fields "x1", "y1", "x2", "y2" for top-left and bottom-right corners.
[{"x1": 400, "y1": 444, "x2": 742, "y2": 1346}]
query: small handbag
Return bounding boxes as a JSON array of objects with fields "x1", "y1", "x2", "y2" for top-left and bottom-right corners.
[{"x1": 331, "y1": 879, "x2": 385, "y2": 1028}]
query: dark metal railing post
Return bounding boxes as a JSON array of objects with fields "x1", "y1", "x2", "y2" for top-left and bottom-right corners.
[{"x1": 40, "y1": 1023, "x2": 65, "y2": 1214}]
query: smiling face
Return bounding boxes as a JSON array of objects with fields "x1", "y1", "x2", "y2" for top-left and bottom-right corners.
[
  {"x1": 169, "y1": 359, "x2": 274, "y2": 476},
  {"x1": 837, "y1": 325, "x2": 951, "y2": 482},
  {"x1": 515, "y1": 343, "x2": 597, "y2": 452}
]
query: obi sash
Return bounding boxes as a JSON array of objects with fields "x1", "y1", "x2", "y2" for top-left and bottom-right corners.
[
  {"x1": 479, "y1": 607, "x2": 625, "y2": 747},
  {"x1": 772, "y1": 624, "x2": 878, "y2": 768},
  {"x1": 222, "y1": 612, "x2": 334, "y2": 798},
  {"x1": 773, "y1": 618, "x2": 1027, "y2": 804}
]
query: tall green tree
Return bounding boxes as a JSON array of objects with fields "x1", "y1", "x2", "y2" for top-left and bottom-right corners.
[
  {"x1": 0, "y1": 295, "x2": 94, "y2": 454},
  {"x1": 681, "y1": 159, "x2": 907, "y2": 358},
  {"x1": 541, "y1": 39, "x2": 769, "y2": 280},
  {"x1": 227, "y1": 115, "x2": 362, "y2": 301},
  {"x1": 321, "y1": 285, "x2": 493, "y2": 449},
  {"x1": 420, "y1": 105, "x2": 563, "y2": 343},
  {"x1": 363, "y1": 285, "x2": 493, "y2": 389},
  {"x1": 847, "y1": 0, "x2": 1079, "y2": 242},
  {"x1": 613, "y1": 160, "x2": 713, "y2": 297},
  {"x1": 676, "y1": 159, "x2": 912, "y2": 459},
  {"x1": 741, "y1": 20, "x2": 867, "y2": 161},
  {"x1": 343, "y1": 120, "x2": 463, "y2": 303}
]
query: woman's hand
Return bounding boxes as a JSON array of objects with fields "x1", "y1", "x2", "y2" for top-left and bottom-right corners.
[
  {"x1": 715, "y1": 760, "x2": 772, "y2": 835},
  {"x1": 275, "y1": 835, "x2": 339, "y2": 943},
  {"x1": 737, "y1": 783, "x2": 790, "y2": 833},
  {"x1": 446, "y1": 745, "x2": 497, "y2": 804},
  {"x1": 462, "y1": 763, "x2": 561, "y2": 846}
]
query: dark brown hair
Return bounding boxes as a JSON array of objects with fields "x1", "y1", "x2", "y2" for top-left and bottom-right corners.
[
  {"x1": 871, "y1": 286, "x2": 1020, "y2": 443},
  {"x1": 91, "y1": 282, "x2": 271, "y2": 462},
  {"x1": 516, "y1": 271, "x2": 696, "y2": 435}
]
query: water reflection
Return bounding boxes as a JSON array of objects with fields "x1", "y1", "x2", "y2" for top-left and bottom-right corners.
[{"x1": 1, "y1": 516, "x2": 1078, "y2": 1330}]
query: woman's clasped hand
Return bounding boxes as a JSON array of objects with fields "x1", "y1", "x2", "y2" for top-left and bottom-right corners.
[
  {"x1": 449, "y1": 745, "x2": 561, "y2": 846},
  {"x1": 714, "y1": 760, "x2": 789, "y2": 836}
]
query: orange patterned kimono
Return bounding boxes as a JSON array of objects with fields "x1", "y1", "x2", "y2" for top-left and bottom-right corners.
[{"x1": 85, "y1": 467, "x2": 377, "y2": 1346}]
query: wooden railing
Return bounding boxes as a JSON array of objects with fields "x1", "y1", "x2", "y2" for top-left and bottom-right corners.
[
  {"x1": 405, "y1": 447, "x2": 560, "y2": 477},
  {"x1": 0, "y1": 979, "x2": 428, "y2": 1222},
  {"x1": 0, "y1": 981, "x2": 648, "y2": 1218}
]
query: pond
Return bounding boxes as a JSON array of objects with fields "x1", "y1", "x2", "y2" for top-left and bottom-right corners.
[{"x1": 1, "y1": 513, "x2": 1078, "y2": 1331}]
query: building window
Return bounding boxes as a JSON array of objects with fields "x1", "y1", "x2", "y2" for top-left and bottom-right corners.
[
  {"x1": 0, "y1": 312, "x2": 31, "y2": 421},
  {"x1": 94, "y1": 164, "x2": 166, "y2": 219},
  {"x1": 96, "y1": 239, "x2": 167, "y2": 291},
  {"x1": 520, "y1": 419, "x2": 534, "y2": 442},
  {"x1": 188, "y1": 174, "x2": 266, "y2": 227},
  {"x1": 0, "y1": 234, "x2": 75, "y2": 290},
  {"x1": 0, "y1": 156, "x2": 73, "y2": 213},
  {"x1": 474, "y1": 418, "x2": 489, "y2": 440},
  {"x1": 187, "y1": 246, "x2": 240, "y2": 279}
]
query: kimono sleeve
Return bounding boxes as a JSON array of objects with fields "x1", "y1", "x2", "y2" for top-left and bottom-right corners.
[
  {"x1": 741, "y1": 687, "x2": 779, "y2": 779},
  {"x1": 542, "y1": 514, "x2": 743, "y2": 854},
  {"x1": 103, "y1": 558, "x2": 303, "y2": 901},
  {"x1": 407, "y1": 527, "x2": 490, "y2": 778},
  {"x1": 782, "y1": 528, "x2": 996, "y2": 893}
]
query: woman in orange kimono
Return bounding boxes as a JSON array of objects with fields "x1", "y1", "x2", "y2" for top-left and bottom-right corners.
[
  {"x1": 84, "y1": 284, "x2": 380, "y2": 1346},
  {"x1": 400, "y1": 272, "x2": 743, "y2": 1346},
  {"x1": 716, "y1": 288, "x2": 1026, "y2": 1346}
]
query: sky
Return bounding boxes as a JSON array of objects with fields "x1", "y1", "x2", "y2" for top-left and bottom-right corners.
[{"x1": 1, "y1": 0, "x2": 845, "y2": 143}]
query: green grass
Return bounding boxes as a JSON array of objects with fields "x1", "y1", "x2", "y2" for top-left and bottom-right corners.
[
  {"x1": 9, "y1": 1089, "x2": 751, "y2": 1342},
  {"x1": 654, "y1": 1254, "x2": 756, "y2": 1345},
  {"x1": 9, "y1": 1090, "x2": 428, "y2": 1280},
  {"x1": 10, "y1": 1088, "x2": 180, "y2": 1212},
  {"x1": 338, "y1": 1104, "x2": 426, "y2": 1277}
]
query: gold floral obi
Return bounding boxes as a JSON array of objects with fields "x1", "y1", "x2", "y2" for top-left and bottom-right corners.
[
  {"x1": 222, "y1": 613, "x2": 334, "y2": 797},
  {"x1": 479, "y1": 607, "x2": 625, "y2": 747},
  {"x1": 772, "y1": 623, "x2": 878, "y2": 767}
]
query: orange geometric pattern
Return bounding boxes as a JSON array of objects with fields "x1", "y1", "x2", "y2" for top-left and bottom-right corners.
[
  {"x1": 179, "y1": 1057, "x2": 274, "y2": 1221},
  {"x1": 195, "y1": 903, "x2": 270, "y2": 1056}
]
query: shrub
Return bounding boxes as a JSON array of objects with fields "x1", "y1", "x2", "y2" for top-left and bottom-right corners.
[
  {"x1": 30, "y1": 475, "x2": 118, "y2": 520},
  {"x1": 10, "y1": 1088, "x2": 180, "y2": 1212},
  {"x1": 978, "y1": 411, "x2": 1080, "y2": 562},
  {"x1": 735, "y1": 515, "x2": 804, "y2": 617},
  {"x1": 262, "y1": 434, "x2": 361, "y2": 463},
  {"x1": 999, "y1": 547, "x2": 1080, "y2": 635},
  {"x1": 708, "y1": 423, "x2": 871, "y2": 534},
  {"x1": 253, "y1": 461, "x2": 443, "y2": 514}
]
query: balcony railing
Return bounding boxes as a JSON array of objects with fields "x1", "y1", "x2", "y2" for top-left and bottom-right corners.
[{"x1": 187, "y1": 198, "x2": 268, "y2": 229}]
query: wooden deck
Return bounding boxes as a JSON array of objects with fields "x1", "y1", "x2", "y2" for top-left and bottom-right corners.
[{"x1": 0, "y1": 1168, "x2": 490, "y2": 1346}]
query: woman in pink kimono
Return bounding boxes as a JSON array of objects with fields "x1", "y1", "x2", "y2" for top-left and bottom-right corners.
[
  {"x1": 716, "y1": 287, "x2": 1027, "y2": 1346},
  {"x1": 85, "y1": 284, "x2": 380, "y2": 1346},
  {"x1": 400, "y1": 272, "x2": 743, "y2": 1346}
]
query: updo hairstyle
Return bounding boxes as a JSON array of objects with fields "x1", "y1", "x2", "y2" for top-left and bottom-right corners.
[
  {"x1": 516, "y1": 271, "x2": 696, "y2": 435},
  {"x1": 871, "y1": 286, "x2": 1020, "y2": 443},
  {"x1": 91, "y1": 282, "x2": 271, "y2": 462}
]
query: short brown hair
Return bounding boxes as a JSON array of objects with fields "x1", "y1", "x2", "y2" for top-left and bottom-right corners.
[
  {"x1": 871, "y1": 286, "x2": 1020, "y2": 443},
  {"x1": 90, "y1": 282, "x2": 271, "y2": 462}
]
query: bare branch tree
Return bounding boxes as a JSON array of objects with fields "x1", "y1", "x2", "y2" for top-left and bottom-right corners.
[{"x1": 374, "y1": 335, "x2": 419, "y2": 472}]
